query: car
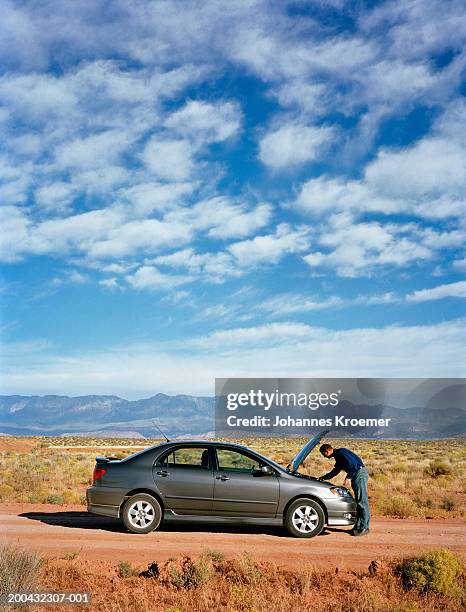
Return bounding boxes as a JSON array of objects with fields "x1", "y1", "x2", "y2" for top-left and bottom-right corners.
[{"x1": 86, "y1": 430, "x2": 357, "y2": 538}]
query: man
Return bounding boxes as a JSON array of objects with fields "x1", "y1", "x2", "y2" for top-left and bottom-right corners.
[{"x1": 318, "y1": 443, "x2": 370, "y2": 536}]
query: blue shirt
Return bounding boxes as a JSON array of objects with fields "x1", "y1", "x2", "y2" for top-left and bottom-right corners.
[{"x1": 321, "y1": 448, "x2": 364, "y2": 480}]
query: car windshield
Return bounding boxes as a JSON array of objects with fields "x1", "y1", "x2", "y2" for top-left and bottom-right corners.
[{"x1": 245, "y1": 448, "x2": 286, "y2": 472}]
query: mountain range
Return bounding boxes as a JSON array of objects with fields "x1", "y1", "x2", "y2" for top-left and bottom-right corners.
[
  {"x1": 0, "y1": 394, "x2": 464, "y2": 439},
  {"x1": 0, "y1": 394, "x2": 214, "y2": 438}
]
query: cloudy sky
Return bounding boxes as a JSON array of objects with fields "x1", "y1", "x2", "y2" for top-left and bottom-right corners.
[{"x1": 1, "y1": 0, "x2": 465, "y2": 397}]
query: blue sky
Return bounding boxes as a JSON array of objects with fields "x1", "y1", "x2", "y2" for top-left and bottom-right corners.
[{"x1": 1, "y1": 0, "x2": 465, "y2": 397}]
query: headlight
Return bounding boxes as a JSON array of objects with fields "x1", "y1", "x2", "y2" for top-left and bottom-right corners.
[{"x1": 330, "y1": 487, "x2": 352, "y2": 497}]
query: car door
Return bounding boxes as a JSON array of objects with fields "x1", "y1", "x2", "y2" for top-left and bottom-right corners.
[
  {"x1": 212, "y1": 447, "x2": 279, "y2": 517},
  {"x1": 152, "y1": 445, "x2": 214, "y2": 514}
]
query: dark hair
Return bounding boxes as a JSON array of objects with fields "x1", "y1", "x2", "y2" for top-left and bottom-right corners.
[{"x1": 319, "y1": 443, "x2": 333, "y2": 454}]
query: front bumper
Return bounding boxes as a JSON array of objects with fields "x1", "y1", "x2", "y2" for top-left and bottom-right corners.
[{"x1": 325, "y1": 497, "x2": 357, "y2": 526}]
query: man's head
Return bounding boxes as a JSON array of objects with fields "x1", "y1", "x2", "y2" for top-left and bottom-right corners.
[{"x1": 320, "y1": 443, "x2": 334, "y2": 458}]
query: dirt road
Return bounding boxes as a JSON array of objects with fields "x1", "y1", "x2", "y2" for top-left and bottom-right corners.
[{"x1": 1, "y1": 503, "x2": 465, "y2": 571}]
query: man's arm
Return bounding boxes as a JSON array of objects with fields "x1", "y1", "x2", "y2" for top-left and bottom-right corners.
[{"x1": 319, "y1": 465, "x2": 342, "y2": 481}]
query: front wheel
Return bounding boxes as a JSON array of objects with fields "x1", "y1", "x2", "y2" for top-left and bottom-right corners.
[
  {"x1": 285, "y1": 498, "x2": 325, "y2": 538},
  {"x1": 122, "y1": 493, "x2": 162, "y2": 534}
]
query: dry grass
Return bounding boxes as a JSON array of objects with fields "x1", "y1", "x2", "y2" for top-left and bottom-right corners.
[
  {"x1": 0, "y1": 544, "x2": 42, "y2": 608},
  {"x1": 0, "y1": 436, "x2": 464, "y2": 517},
  {"x1": 30, "y1": 548, "x2": 465, "y2": 612}
]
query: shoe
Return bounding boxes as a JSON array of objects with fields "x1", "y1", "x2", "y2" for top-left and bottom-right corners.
[{"x1": 352, "y1": 528, "x2": 370, "y2": 536}]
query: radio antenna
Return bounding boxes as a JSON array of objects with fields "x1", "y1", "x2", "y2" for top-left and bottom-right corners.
[{"x1": 152, "y1": 419, "x2": 170, "y2": 442}]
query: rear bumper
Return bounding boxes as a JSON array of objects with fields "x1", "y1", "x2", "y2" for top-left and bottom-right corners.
[
  {"x1": 87, "y1": 503, "x2": 120, "y2": 518},
  {"x1": 86, "y1": 487, "x2": 121, "y2": 518}
]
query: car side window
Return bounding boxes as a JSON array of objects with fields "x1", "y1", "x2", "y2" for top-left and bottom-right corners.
[
  {"x1": 216, "y1": 449, "x2": 261, "y2": 473},
  {"x1": 156, "y1": 447, "x2": 211, "y2": 469}
]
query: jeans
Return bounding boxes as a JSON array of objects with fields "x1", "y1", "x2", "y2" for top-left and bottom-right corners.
[{"x1": 351, "y1": 467, "x2": 370, "y2": 532}]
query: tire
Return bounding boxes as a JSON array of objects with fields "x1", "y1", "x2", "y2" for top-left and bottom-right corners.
[
  {"x1": 122, "y1": 493, "x2": 162, "y2": 534},
  {"x1": 284, "y1": 498, "x2": 325, "y2": 538}
]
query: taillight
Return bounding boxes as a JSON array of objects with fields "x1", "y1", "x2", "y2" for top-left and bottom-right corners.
[{"x1": 93, "y1": 467, "x2": 106, "y2": 483}]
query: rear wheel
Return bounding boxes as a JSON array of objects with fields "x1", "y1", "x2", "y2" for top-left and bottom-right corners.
[
  {"x1": 122, "y1": 493, "x2": 162, "y2": 534},
  {"x1": 285, "y1": 498, "x2": 325, "y2": 538}
]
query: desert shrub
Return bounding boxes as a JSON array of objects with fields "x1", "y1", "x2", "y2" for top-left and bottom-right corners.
[
  {"x1": 380, "y1": 495, "x2": 419, "y2": 518},
  {"x1": 46, "y1": 493, "x2": 65, "y2": 504},
  {"x1": 62, "y1": 490, "x2": 82, "y2": 504},
  {"x1": 203, "y1": 549, "x2": 225, "y2": 562},
  {"x1": 441, "y1": 497, "x2": 456, "y2": 512},
  {"x1": 168, "y1": 557, "x2": 210, "y2": 589},
  {"x1": 243, "y1": 552, "x2": 265, "y2": 581},
  {"x1": 398, "y1": 548, "x2": 463, "y2": 596},
  {"x1": 0, "y1": 544, "x2": 42, "y2": 597},
  {"x1": 424, "y1": 460, "x2": 452, "y2": 478},
  {"x1": 118, "y1": 561, "x2": 139, "y2": 578},
  {"x1": 0, "y1": 484, "x2": 14, "y2": 500}
]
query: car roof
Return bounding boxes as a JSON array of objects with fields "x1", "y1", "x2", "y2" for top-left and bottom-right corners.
[{"x1": 158, "y1": 440, "x2": 250, "y2": 449}]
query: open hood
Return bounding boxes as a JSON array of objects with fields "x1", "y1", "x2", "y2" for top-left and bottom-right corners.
[{"x1": 289, "y1": 429, "x2": 330, "y2": 472}]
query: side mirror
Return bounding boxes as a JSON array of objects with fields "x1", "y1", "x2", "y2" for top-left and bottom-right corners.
[{"x1": 260, "y1": 465, "x2": 274, "y2": 476}]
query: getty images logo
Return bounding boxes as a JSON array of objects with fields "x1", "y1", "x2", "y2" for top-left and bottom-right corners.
[{"x1": 226, "y1": 389, "x2": 342, "y2": 411}]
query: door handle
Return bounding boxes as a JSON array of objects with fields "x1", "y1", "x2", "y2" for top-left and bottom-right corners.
[
  {"x1": 216, "y1": 475, "x2": 230, "y2": 481},
  {"x1": 156, "y1": 470, "x2": 168, "y2": 477}
]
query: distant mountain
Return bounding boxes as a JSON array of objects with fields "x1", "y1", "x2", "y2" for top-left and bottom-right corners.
[
  {"x1": 0, "y1": 394, "x2": 464, "y2": 439},
  {"x1": 0, "y1": 394, "x2": 214, "y2": 437}
]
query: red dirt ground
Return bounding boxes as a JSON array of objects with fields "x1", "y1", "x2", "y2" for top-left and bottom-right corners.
[
  {"x1": 0, "y1": 437, "x2": 39, "y2": 452},
  {"x1": 1, "y1": 503, "x2": 465, "y2": 571}
]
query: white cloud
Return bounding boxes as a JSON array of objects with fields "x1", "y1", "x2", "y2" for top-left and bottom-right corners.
[
  {"x1": 229, "y1": 223, "x2": 311, "y2": 266},
  {"x1": 165, "y1": 196, "x2": 271, "y2": 240},
  {"x1": 153, "y1": 248, "x2": 241, "y2": 282},
  {"x1": 360, "y1": 60, "x2": 436, "y2": 104},
  {"x1": 255, "y1": 291, "x2": 400, "y2": 317},
  {"x1": 303, "y1": 213, "x2": 432, "y2": 277},
  {"x1": 361, "y1": 0, "x2": 466, "y2": 61},
  {"x1": 355, "y1": 292, "x2": 401, "y2": 305},
  {"x1": 118, "y1": 181, "x2": 195, "y2": 215},
  {"x1": 0, "y1": 72, "x2": 77, "y2": 120},
  {"x1": 99, "y1": 277, "x2": 119, "y2": 290},
  {"x1": 142, "y1": 137, "x2": 195, "y2": 181},
  {"x1": 274, "y1": 81, "x2": 326, "y2": 113},
  {"x1": 87, "y1": 218, "x2": 192, "y2": 259},
  {"x1": 51, "y1": 269, "x2": 89, "y2": 287},
  {"x1": 295, "y1": 176, "x2": 398, "y2": 216},
  {"x1": 257, "y1": 294, "x2": 343, "y2": 316},
  {"x1": 3, "y1": 319, "x2": 466, "y2": 396},
  {"x1": 165, "y1": 100, "x2": 241, "y2": 143},
  {"x1": 101, "y1": 262, "x2": 135, "y2": 274},
  {"x1": 126, "y1": 265, "x2": 193, "y2": 290},
  {"x1": 35, "y1": 208, "x2": 125, "y2": 255},
  {"x1": 0, "y1": 205, "x2": 193, "y2": 262},
  {"x1": 189, "y1": 322, "x2": 314, "y2": 349},
  {"x1": 0, "y1": 206, "x2": 32, "y2": 262},
  {"x1": 259, "y1": 123, "x2": 334, "y2": 169},
  {"x1": 194, "y1": 303, "x2": 241, "y2": 322},
  {"x1": 406, "y1": 280, "x2": 466, "y2": 302},
  {"x1": 71, "y1": 166, "x2": 130, "y2": 194},
  {"x1": 294, "y1": 101, "x2": 466, "y2": 222},
  {"x1": 55, "y1": 130, "x2": 133, "y2": 171},
  {"x1": 365, "y1": 138, "x2": 466, "y2": 199},
  {"x1": 35, "y1": 181, "x2": 77, "y2": 213}
]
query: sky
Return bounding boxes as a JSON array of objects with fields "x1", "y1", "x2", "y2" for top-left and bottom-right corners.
[{"x1": 1, "y1": 0, "x2": 465, "y2": 398}]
